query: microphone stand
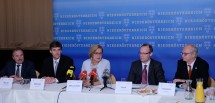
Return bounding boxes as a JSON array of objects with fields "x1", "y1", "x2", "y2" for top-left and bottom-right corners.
[
  {"x1": 62, "y1": 74, "x2": 73, "y2": 89},
  {"x1": 62, "y1": 86, "x2": 67, "y2": 89},
  {"x1": 89, "y1": 75, "x2": 94, "y2": 91},
  {"x1": 100, "y1": 76, "x2": 114, "y2": 91}
]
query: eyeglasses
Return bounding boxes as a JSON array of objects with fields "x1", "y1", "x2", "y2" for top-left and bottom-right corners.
[
  {"x1": 138, "y1": 52, "x2": 151, "y2": 55},
  {"x1": 94, "y1": 52, "x2": 103, "y2": 55},
  {"x1": 181, "y1": 52, "x2": 193, "y2": 56}
]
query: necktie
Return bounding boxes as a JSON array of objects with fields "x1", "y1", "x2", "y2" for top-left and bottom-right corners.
[
  {"x1": 142, "y1": 65, "x2": 147, "y2": 84},
  {"x1": 188, "y1": 65, "x2": 192, "y2": 79},
  {"x1": 54, "y1": 61, "x2": 59, "y2": 75},
  {"x1": 16, "y1": 65, "x2": 20, "y2": 77}
]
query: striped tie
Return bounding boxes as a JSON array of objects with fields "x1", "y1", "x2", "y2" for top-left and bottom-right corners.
[{"x1": 16, "y1": 65, "x2": 20, "y2": 77}]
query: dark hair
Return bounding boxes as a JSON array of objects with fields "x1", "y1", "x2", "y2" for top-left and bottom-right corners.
[
  {"x1": 141, "y1": 43, "x2": 153, "y2": 53},
  {"x1": 12, "y1": 47, "x2": 24, "y2": 55},
  {"x1": 49, "y1": 41, "x2": 62, "y2": 50}
]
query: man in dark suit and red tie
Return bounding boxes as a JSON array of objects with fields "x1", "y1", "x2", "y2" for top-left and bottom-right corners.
[
  {"x1": 127, "y1": 43, "x2": 166, "y2": 85},
  {"x1": 40, "y1": 41, "x2": 75, "y2": 84},
  {"x1": 173, "y1": 44, "x2": 209, "y2": 89},
  {"x1": 0, "y1": 47, "x2": 36, "y2": 80}
]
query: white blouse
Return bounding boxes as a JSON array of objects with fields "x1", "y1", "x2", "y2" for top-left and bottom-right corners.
[{"x1": 81, "y1": 58, "x2": 110, "y2": 84}]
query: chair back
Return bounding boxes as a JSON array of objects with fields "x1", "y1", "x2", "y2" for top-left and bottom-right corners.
[
  {"x1": 35, "y1": 70, "x2": 40, "y2": 78},
  {"x1": 208, "y1": 76, "x2": 215, "y2": 87},
  {"x1": 110, "y1": 74, "x2": 116, "y2": 84}
]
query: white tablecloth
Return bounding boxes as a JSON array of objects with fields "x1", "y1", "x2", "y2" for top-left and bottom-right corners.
[
  {"x1": 0, "y1": 83, "x2": 214, "y2": 103},
  {"x1": 0, "y1": 88, "x2": 14, "y2": 103}
]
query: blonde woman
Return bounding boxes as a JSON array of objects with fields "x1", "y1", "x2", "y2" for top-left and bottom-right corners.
[{"x1": 81, "y1": 45, "x2": 110, "y2": 86}]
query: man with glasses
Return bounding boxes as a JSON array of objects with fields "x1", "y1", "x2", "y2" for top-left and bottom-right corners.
[
  {"x1": 173, "y1": 44, "x2": 209, "y2": 89},
  {"x1": 127, "y1": 43, "x2": 166, "y2": 85}
]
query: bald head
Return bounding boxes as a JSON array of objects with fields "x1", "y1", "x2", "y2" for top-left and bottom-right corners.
[
  {"x1": 184, "y1": 44, "x2": 198, "y2": 57},
  {"x1": 181, "y1": 44, "x2": 198, "y2": 64}
]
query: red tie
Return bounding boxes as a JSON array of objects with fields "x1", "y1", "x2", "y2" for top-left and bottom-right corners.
[
  {"x1": 188, "y1": 65, "x2": 192, "y2": 79},
  {"x1": 142, "y1": 65, "x2": 147, "y2": 84}
]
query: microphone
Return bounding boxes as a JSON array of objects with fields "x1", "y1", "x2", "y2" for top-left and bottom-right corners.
[
  {"x1": 66, "y1": 66, "x2": 75, "y2": 80},
  {"x1": 102, "y1": 69, "x2": 110, "y2": 78},
  {"x1": 102, "y1": 69, "x2": 110, "y2": 87},
  {"x1": 100, "y1": 69, "x2": 114, "y2": 91},
  {"x1": 78, "y1": 70, "x2": 87, "y2": 80},
  {"x1": 88, "y1": 69, "x2": 97, "y2": 86},
  {"x1": 62, "y1": 66, "x2": 75, "y2": 89}
]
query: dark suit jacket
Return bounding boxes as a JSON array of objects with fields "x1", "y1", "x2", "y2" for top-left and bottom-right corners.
[
  {"x1": 0, "y1": 60, "x2": 36, "y2": 79},
  {"x1": 174, "y1": 57, "x2": 209, "y2": 89},
  {"x1": 40, "y1": 55, "x2": 75, "y2": 83},
  {"x1": 127, "y1": 59, "x2": 166, "y2": 85}
]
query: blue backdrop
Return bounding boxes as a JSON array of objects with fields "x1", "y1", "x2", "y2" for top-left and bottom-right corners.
[{"x1": 53, "y1": 0, "x2": 215, "y2": 81}]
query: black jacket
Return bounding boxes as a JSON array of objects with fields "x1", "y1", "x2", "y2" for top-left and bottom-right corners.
[{"x1": 127, "y1": 59, "x2": 166, "y2": 85}]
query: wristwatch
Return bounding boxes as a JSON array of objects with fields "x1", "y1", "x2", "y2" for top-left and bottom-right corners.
[{"x1": 179, "y1": 84, "x2": 183, "y2": 88}]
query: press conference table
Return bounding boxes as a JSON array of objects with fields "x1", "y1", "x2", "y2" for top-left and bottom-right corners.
[{"x1": 0, "y1": 83, "x2": 214, "y2": 103}]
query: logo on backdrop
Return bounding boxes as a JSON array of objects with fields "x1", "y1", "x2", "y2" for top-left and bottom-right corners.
[
  {"x1": 54, "y1": 13, "x2": 59, "y2": 20},
  {"x1": 176, "y1": 17, "x2": 183, "y2": 25},
  {"x1": 204, "y1": 41, "x2": 211, "y2": 50},
  {"x1": 204, "y1": 25, "x2": 211, "y2": 33},
  {"x1": 175, "y1": 33, "x2": 183, "y2": 42},
  {"x1": 123, "y1": 19, "x2": 130, "y2": 27},
  {"x1": 76, "y1": 34, "x2": 82, "y2": 42},
  {"x1": 204, "y1": 8, "x2": 212, "y2": 17},
  {"x1": 99, "y1": 27, "x2": 105, "y2": 34},
  {"x1": 54, "y1": 27, "x2": 60, "y2": 35},
  {"x1": 99, "y1": 42, "x2": 106, "y2": 47},
  {"x1": 99, "y1": 11, "x2": 105, "y2": 19},
  {"x1": 148, "y1": 26, "x2": 155, "y2": 34},
  {"x1": 124, "y1": 34, "x2": 130, "y2": 42},
  {"x1": 76, "y1": 20, "x2": 82, "y2": 27},
  {"x1": 149, "y1": 42, "x2": 155, "y2": 47},
  {"x1": 148, "y1": 10, "x2": 155, "y2": 18}
]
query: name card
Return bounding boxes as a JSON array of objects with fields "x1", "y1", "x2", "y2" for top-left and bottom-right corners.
[
  {"x1": 115, "y1": 81, "x2": 132, "y2": 94},
  {"x1": 30, "y1": 79, "x2": 45, "y2": 90},
  {"x1": 66, "y1": 80, "x2": 83, "y2": 92},
  {"x1": 0, "y1": 78, "x2": 13, "y2": 89},
  {"x1": 158, "y1": 83, "x2": 176, "y2": 96}
]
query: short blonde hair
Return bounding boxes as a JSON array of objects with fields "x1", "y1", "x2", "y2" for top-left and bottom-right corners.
[{"x1": 89, "y1": 45, "x2": 103, "y2": 58}]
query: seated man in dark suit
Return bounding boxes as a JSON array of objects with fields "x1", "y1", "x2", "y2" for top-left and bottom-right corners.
[
  {"x1": 0, "y1": 47, "x2": 36, "y2": 80},
  {"x1": 173, "y1": 44, "x2": 209, "y2": 89},
  {"x1": 40, "y1": 41, "x2": 75, "y2": 84},
  {"x1": 127, "y1": 43, "x2": 166, "y2": 85}
]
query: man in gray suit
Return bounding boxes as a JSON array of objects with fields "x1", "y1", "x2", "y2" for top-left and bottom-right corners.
[{"x1": 127, "y1": 43, "x2": 166, "y2": 85}]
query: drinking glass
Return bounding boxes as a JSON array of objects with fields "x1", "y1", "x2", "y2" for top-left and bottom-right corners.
[
  {"x1": 184, "y1": 80, "x2": 193, "y2": 100},
  {"x1": 207, "y1": 87, "x2": 215, "y2": 100},
  {"x1": 121, "y1": 78, "x2": 126, "y2": 81}
]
